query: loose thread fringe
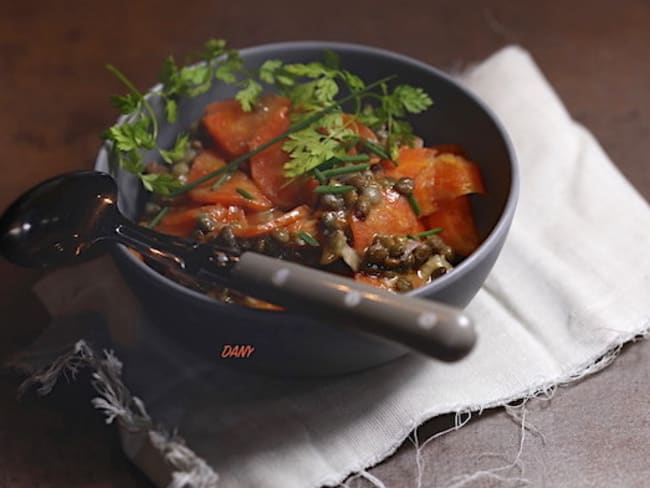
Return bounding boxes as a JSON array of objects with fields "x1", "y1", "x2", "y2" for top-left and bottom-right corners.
[
  {"x1": 13, "y1": 340, "x2": 219, "y2": 488},
  {"x1": 340, "y1": 328, "x2": 650, "y2": 488}
]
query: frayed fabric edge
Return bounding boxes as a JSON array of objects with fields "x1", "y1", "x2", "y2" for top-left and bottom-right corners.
[
  {"x1": 7, "y1": 340, "x2": 219, "y2": 488},
  {"x1": 329, "y1": 326, "x2": 650, "y2": 488}
]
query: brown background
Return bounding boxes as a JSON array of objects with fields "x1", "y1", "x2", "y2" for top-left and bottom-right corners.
[{"x1": 1, "y1": 1, "x2": 649, "y2": 486}]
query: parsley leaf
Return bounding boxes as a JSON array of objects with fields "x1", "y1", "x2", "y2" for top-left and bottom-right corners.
[
  {"x1": 165, "y1": 98, "x2": 178, "y2": 123},
  {"x1": 342, "y1": 70, "x2": 365, "y2": 91},
  {"x1": 314, "y1": 77, "x2": 339, "y2": 104},
  {"x1": 159, "y1": 134, "x2": 190, "y2": 164},
  {"x1": 235, "y1": 79, "x2": 263, "y2": 112},
  {"x1": 202, "y1": 39, "x2": 227, "y2": 59},
  {"x1": 393, "y1": 85, "x2": 433, "y2": 113},
  {"x1": 140, "y1": 173, "x2": 183, "y2": 195},
  {"x1": 110, "y1": 93, "x2": 140, "y2": 114},
  {"x1": 214, "y1": 50, "x2": 244, "y2": 84},
  {"x1": 105, "y1": 39, "x2": 435, "y2": 195},
  {"x1": 105, "y1": 118, "x2": 156, "y2": 152},
  {"x1": 323, "y1": 49, "x2": 340, "y2": 69},
  {"x1": 259, "y1": 59, "x2": 284, "y2": 84},
  {"x1": 282, "y1": 112, "x2": 356, "y2": 177},
  {"x1": 106, "y1": 39, "x2": 252, "y2": 195},
  {"x1": 285, "y1": 62, "x2": 334, "y2": 78}
]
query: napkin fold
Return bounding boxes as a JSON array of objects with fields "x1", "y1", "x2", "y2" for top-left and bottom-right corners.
[{"x1": 9, "y1": 45, "x2": 650, "y2": 488}]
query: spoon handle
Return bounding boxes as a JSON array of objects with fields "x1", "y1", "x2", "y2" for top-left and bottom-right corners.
[
  {"x1": 228, "y1": 252, "x2": 476, "y2": 361},
  {"x1": 113, "y1": 217, "x2": 239, "y2": 279},
  {"x1": 113, "y1": 218, "x2": 475, "y2": 361}
]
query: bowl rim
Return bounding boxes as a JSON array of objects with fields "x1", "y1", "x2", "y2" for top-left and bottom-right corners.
[{"x1": 102, "y1": 40, "x2": 519, "y2": 310}]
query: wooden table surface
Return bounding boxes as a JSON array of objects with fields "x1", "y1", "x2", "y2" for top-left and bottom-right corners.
[{"x1": 1, "y1": 1, "x2": 649, "y2": 486}]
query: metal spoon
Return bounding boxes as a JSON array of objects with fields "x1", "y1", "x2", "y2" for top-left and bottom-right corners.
[{"x1": 0, "y1": 171, "x2": 476, "y2": 361}]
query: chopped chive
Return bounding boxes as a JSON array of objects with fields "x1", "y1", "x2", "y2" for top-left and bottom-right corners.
[
  {"x1": 297, "y1": 231, "x2": 320, "y2": 247},
  {"x1": 364, "y1": 140, "x2": 399, "y2": 166},
  {"x1": 312, "y1": 153, "x2": 370, "y2": 173},
  {"x1": 236, "y1": 187, "x2": 255, "y2": 200},
  {"x1": 363, "y1": 140, "x2": 389, "y2": 158},
  {"x1": 314, "y1": 184, "x2": 356, "y2": 194},
  {"x1": 147, "y1": 206, "x2": 169, "y2": 229},
  {"x1": 313, "y1": 168, "x2": 327, "y2": 184},
  {"x1": 407, "y1": 228, "x2": 443, "y2": 239},
  {"x1": 210, "y1": 172, "x2": 231, "y2": 190},
  {"x1": 406, "y1": 193, "x2": 421, "y2": 216},
  {"x1": 334, "y1": 154, "x2": 371, "y2": 163},
  {"x1": 320, "y1": 163, "x2": 370, "y2": 178}
]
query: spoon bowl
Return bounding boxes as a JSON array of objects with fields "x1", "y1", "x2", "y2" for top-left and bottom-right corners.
[{"x1": 0, "y1": 171, "x2": 118, "y2": 268}]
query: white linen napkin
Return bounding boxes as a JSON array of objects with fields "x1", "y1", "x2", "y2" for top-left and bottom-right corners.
[{"x1": 10, "y1": 45, "x2": 650, "y2": 488}]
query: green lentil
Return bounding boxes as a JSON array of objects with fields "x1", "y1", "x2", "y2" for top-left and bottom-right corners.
[
  {"x1": 196, "y1": 213, "x2": 216, "y2": 233},
  {"x1": 394, "y1": 177, "x2": 415, "y2": 195},
  {"x1": 321, "y1": 193, "x2": 345, "y2": 210},
  {"x1": 271, "y1": 228, "x2": 290, "y2": 243},
  {"x1": 320, "y1": 211, "x2": 340, "y2": 231},
  {"x1": 172, "y1": 161, "x2": 190, "y2": 176},
  {"x1": 395, "y1": 277, "x2": 413, "y2": 292},
  {"x1": 344, "y1": 189, "x2": 359, "y2": 207},
  {"x1": 362, "y1": 186, "x2": 382, "y2": 205},
  {"x1": 355, "y1": 197, "x2": 371, "y2": 218}
]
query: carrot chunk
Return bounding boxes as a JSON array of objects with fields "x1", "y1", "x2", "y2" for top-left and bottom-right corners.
[
  {"x1": 201, "y1": 100, "x2": 256, "y2": 158},
  {"x1": 233, "y1": 205, "x2": 311, "y2": 238},
  {"x1": 424, "y1": 196, "x2": 481, "y2": 256},
  {"x1": 385, "y1": 149, "x2": 485, "y2": 216},
  {"x1": 187, "y1": 150, "x2": 272, "y2": 211},
  {"x1": 156, "y1": 204, "x2": 247, "y2": 237},
  {"x1": 349, "y1": 189, "x2": 424, "y2": 254},
  {"x1": 248, "y1": 97, "x2": 320, "y2": 209}
]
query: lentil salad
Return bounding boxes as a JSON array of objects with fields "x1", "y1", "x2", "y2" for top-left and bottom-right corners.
[
  {"x1": 103, "y1": 40, "x2": 486, "y2": 308},
  {"x1": 140, "y1": 94, "x2": 485, "y2": 306}
]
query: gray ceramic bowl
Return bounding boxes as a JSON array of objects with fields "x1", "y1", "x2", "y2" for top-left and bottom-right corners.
[{"x1": 95, "y1": 41, "x2": 518, "y2": 376}]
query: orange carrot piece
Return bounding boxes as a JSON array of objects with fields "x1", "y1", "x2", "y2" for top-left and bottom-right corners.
[
  {"x1": 424, "y1": 196, "x2": 481, "y2": 256},
  {"x1": 385, "y1": 148, "x2": 485, "y2": 216},
  {"x1": 383, "y1": 147, "x2": 438, "y2": 179},
  {"x1": 201, "y1": 100, "x2": 258, "y2": 158},
  {"x1": 187, "y1": 150, "x2": 272, "y2": 211},
  {"x1": 233, "y1": 205, "x2": 311, "y2": 238},
  {"x1": 248, "y1": 96, "x2": 321, "y2": 209},
  {"x1": 414, "y1": 153, "x2": 485, "y2": 216},
  {"x1": 349, "y1": 189, "x2": 424, "y2": 254},
  {"x1": 156, "y1": 204, "x2": 247, "y2": 238}
]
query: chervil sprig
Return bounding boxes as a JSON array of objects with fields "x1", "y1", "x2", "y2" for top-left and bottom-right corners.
[
  {"x1": 357, "y1": 82, "x2": 433, "y2": 160},
  {"x1": 104, "y1": 39, "x2": 434, "y2": 196},
  {"x1": 170, "y1": 76, "x2": 394, "y2": 196},
  {"x1": 241, "y1": 55, "x2": 432, "y2": 177},
  {"x1": 104, "y1": 39, "x2": 249, "y2": 195}
]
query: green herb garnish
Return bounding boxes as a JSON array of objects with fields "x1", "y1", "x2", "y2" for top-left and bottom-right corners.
[
  {"x1": 314, "y1": 184, "x2": 356, "y2": 194},
  {"x1": 255, "y1": 55, "x2": 431, "y2": 176},
  {"x1": 171, "y1": 77, "x2": 392, "y2": 196},
  {"x1": 296, "y1": 231, "x2": 320, "y2": 247},
  {"x1": 236, "y1": 187, "x2": 255, "y2": 200},
  {"x1": 147, "y1": 206, "x2": 169, "y2": 229},
  {"x1": 406, "y1": 193, "x2": 421, "y2": 216},
  {"x1": 104, "y1": 39, "x2": 433, "y2": 196},
  {"x1": 210, "y1": 172, "x2": 231, "y2": 190},
  {"x1": 362, "y1": 139, "x2": 399, "y2": 166},
  {"x1": 319, "y1": 163, "x2": 370, "y2": 178},
  {"x1": 104, "y1": 39, "x2": 247, "y2": 195},
  {"x1": 313, "y1": 168, "x2": 327, "y2": 184},
  {"x1": 407, "y1": 228, "x2": 443, "y2": 239}
]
